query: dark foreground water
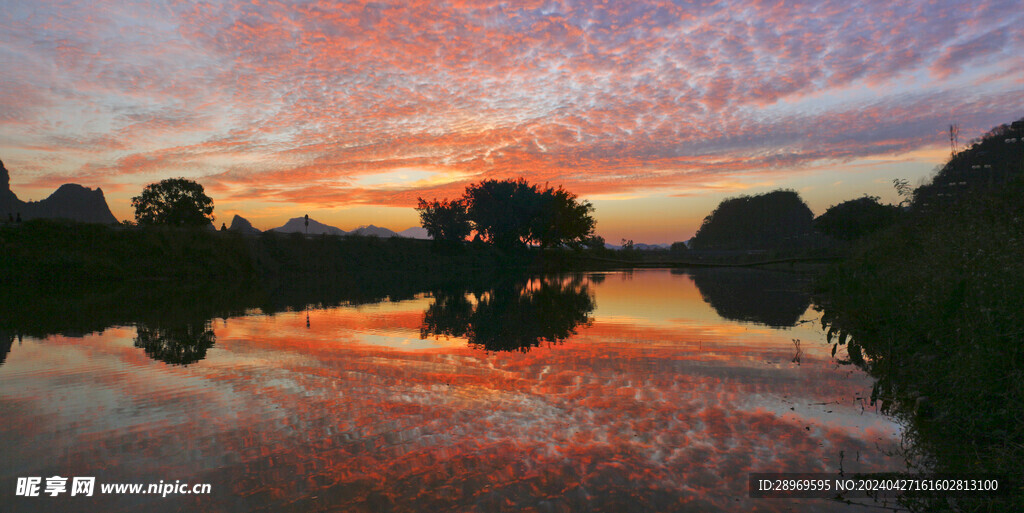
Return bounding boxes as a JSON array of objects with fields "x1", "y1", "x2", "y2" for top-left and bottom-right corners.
[{"x1": 0, "y1": 269, "x2": 906, "y2": 512}]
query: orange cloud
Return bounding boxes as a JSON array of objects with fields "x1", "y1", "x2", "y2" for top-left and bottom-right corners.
[{"x1": 1, "y1": 0, "x2": 1022, "y2": 237}]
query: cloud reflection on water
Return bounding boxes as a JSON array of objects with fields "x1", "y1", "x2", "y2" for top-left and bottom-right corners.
[{"x1": 0, "y1": 270, "x2": 903, "y2": 512}]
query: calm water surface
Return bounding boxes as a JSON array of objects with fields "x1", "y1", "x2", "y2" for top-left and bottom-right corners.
[{"x1": 0, "y1": 269, "x2": 905, "y2": 512}]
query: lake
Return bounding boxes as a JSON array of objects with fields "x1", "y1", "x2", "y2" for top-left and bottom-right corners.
[{"x1": 0, "y1": 268, "x2": 906, "y2": 512}]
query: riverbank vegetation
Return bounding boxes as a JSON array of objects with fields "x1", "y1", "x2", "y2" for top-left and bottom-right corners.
[
  {"x1": 0, "y1": 219, "x2": 257, "y2": 290},
  {"x1": 816, "y1": 118, "x2": 1024, "y2": 512},
  {"x1": 0, "y1": 222, "x2": 581, "y2": 339},
  {"x1": 0, "y1": 218, "x2": 612, "y2": 311}
]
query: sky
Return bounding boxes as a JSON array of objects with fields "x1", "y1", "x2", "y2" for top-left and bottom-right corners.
[{"x1": 2, "y1": 0, "x2": 1022, "y2": 243}]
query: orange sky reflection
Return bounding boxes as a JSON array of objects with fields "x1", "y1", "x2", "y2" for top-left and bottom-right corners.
[{"x1": 0, "y1": 270, "x2": 903, "y2": 512}]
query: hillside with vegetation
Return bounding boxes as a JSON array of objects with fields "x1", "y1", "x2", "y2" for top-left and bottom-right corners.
[
  {"x1": 689, "y1": 189, "x2": 818, "y2": 250},
  {"x1": 813, "y1": 195, "x2": 900, "y2": 242},
  {"x1": 816, "y1": 116, "x2": 1024, "y2": 512},
  {"x1": 913, "y1": 120, "x2": 1024, "y2": 210}
]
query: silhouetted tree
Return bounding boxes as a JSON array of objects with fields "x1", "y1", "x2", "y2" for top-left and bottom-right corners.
[
  {"x1": 892, "y1": 178, "x2": 914, "y2": 207},
  {"x1": 690, "y1": 190, "x2": 814, "y2": 250},
  {"x1": 583, "y1": 234, "x2": 606, "y2": 251},
  {"x1": 416, "y1": 198, "x2": 471, "y2": 242},
  {"x1": 424, "y1": 178, "x2": 597, "y2": 250},
  {"x1": 463, "y1": 178, "x2": 542, "y2": 249},
  {"x1": 814, "y1": 195, "x2": 900, "y2": 241},
  {"x1": 132, "y1": 178, "x2": 214, "y2": 227},
  {"x1": 530, "y1": 185, "x2": 596, "y2": 249}
]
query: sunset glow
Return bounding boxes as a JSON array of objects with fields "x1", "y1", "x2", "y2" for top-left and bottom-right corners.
[{"x1": 3, "y1": 0, "x2": 1022, "y2": 242}]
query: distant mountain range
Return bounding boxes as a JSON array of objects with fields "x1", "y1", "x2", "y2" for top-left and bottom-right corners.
[
  {"x1": 257, "y1": 215, "x2": 428, "y2": 239},
  {"x1": 351, "y1": 224, "x2": 400, "y2": 238},
  {"x1": 604, "y1": 242, "x2": 671, "y2": 250},
  {"x1": 397, "y1": 226, "x2": 429, "y2": 239},
  {"x1": 633, "y1": 243, "x2": 671, "y2": 250},
  {"x1": 1, "y1": 159, "x2": 564, "y2": 242},
  {"x1": 1, "y1": 160, "x2": 118, "y2": 224}
]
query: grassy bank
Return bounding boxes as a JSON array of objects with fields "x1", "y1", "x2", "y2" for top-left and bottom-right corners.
[
  {"x1": 815, "y1": 178, "x2": 1024, "y2": 511},
  {"x1": 1, "y1": 219, "x2": 258, "y2": 289},
  {"x1": 0, "y1": 221, "x2": 607, "y2": 321},
  {"x1": 0, "y1": 220, "x2": 554, "y2": 291},
  {"x1": 1, "y1": 219, "x2": 266, "y2": 336}
]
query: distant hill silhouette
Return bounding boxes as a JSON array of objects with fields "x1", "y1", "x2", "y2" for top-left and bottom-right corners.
[
  {"x1": 268, "y1": 218, "x2": 426, "y2": 238},
  {"x1": 270, "y1": 216, "x2": 347, "y2": 235},
  {"x1": 1, "y1": 159, "x2": 117, "y2": 224},
  {"x1": 632, "y1": 243, "x2": 669, "y2": 250},
  {"x1": 601, "y1": 242, "x2": 670, "y2": 250},
  {"x1": 350, "y1": 224, "x2": 400, "y2": 237},
  {"x1": 690, "y1": 190, "x2": 815, "y2": 250},
  {"x1": 228, "y1": 214, "x2": 261, "y2": 235},
  {"x1": 398, "y1": 226, "x2": 430, "y2": 239},
  {"x1": 0, "y1": 161, "x2": 18, "y2": 208}
]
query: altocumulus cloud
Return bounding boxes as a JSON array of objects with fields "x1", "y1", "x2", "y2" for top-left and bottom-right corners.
[{"x1": 1, "y1": 0, "x2": 1021, "y2": 210}]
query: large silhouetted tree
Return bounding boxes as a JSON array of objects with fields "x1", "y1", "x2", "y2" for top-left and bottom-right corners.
[
  {"x1": 531, "y1": 185, "x2": 596, "y2": 249},
  {"x1": 423, "y1": 178, "x2": 596, "y2": 249},
  {"x1": 132, "y1": 178, "x2": 214, "y2": 227},
  {"x1": 416, "y1": 198, "x2": 471, "y2": 242},
  {"x1": 462, "y1": 178, "x2": 541, "y2": 249}
]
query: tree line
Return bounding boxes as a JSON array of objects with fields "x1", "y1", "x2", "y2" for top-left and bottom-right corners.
[
  {"x1": 123, "y1": 168, "x2": 923, "y2": 252},
  {"x1": 126, "y1": 177, "x2": 602, "y2": 253},
  {"x1": 685, "y1": 188, "x2": 901, "y2": 251}
]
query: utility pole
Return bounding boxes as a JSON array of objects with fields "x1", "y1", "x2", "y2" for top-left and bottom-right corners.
[{"x1": 949, "y1": 123, "x2": 959, "y2": 160}]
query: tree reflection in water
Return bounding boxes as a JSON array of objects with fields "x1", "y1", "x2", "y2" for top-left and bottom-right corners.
[
  {"x1": 0, "y1": 330, "x2": 15, "y2": 366},
  {"x1": 685, "y1": 268, "x2": 812, "y2": 328},
  {"x1": 133, "y1": 320, "x2": 216, "y2": 365},
  {"x1": 421, "y1": 274, "x2": 595, "y2": 352}
]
